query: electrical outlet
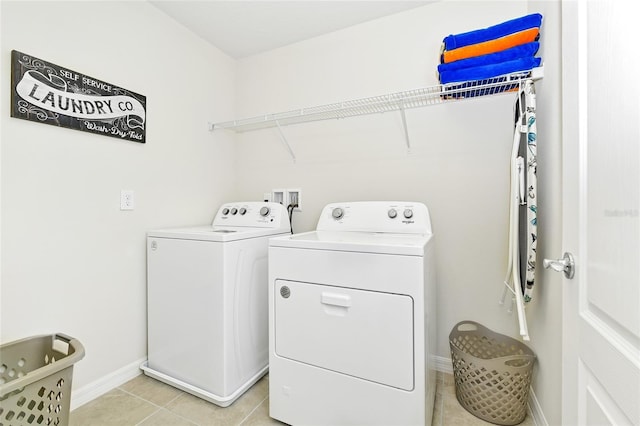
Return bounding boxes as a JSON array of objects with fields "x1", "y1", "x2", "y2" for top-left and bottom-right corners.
[
  {"x1": 263, "y1": 192, "x2": 272, "y2": 202},
  {"x1": 287, "y1": 188, "x2": 302, "y2": 211},
  {"x1": 120, "y1": 190, "x2": 134, "y2": 210},
  {"x1": 272, "y1": 189, "x2": 285, "y2": 205}
]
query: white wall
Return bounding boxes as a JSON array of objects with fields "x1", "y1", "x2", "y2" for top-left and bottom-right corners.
[
  {"x1": 0, "y1": 0, "x2": 236, "y2": 393},
  {"x1": 229, "y1": 2, "x2": 562, "y2": 425},
  {"x1": 232, "y1": 0, "x2": 526, "y2": 348},
  {"x1": 525, "y1": 1, "x2": 563, "y2": 425}
]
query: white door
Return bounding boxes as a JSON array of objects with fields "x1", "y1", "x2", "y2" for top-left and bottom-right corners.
[{"x1": 561, "y1": 1, "x2": 640, "y2": 425}]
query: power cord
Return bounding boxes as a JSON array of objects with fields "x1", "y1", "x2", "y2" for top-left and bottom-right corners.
[{"x1": 287, "y1": 203, "x2": 298, "y2": 234}]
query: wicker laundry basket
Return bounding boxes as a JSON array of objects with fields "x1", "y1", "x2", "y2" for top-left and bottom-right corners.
[
  {"x1": 0, "y1": 334, "x2": 85, "y2": 426},
  {"x1": 449, "y1": 321, "x2": 535, "y2": 425}
]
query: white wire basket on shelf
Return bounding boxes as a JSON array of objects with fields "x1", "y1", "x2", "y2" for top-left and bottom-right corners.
[{"x1": 441, "y1": 67, "x2": 543, "y2": 99}]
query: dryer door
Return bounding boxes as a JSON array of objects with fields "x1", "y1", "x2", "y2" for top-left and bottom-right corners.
[{"x1": 274, "y1": 280, "x2": 414, "y2": 390}]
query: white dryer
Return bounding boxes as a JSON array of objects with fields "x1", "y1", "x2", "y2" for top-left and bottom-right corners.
[
  {"x1": 142, "y1": 202, "x2": 290, "y2": 407},
  {"x1": 268, "y1": 201, "x2": 436, "y2": 426}
]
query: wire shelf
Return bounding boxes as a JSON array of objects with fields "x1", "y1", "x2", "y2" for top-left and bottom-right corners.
[{"x1": 211, "y1": 67, "x2": 543, "y2": 133}]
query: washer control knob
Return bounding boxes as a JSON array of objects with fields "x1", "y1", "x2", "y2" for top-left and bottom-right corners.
[
  {"x1": 403, "y1": 209, "x2": 413, "y2": 219},
  {"x1": 230, "y1": 208, "x2": 238, "y2": 215},
  {"x1": 388, "y1": 209, "x2": 398, "y2": 219},
  {"x1": 259, "y1": 206, "x2": 270, "y2": 217},
  {"x1": 239, "y1": 207, "x2": 247, "y2": 215},
  {"x1": 332, "y1": 207, "x2": 344, "y2": 220},
  {"x1": 222, "y1": 208, "x2": 230, "y2": 215}
]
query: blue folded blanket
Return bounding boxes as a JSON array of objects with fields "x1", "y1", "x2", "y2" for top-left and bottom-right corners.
[
  {"x1": 438, "y1": 42, "x2": 539, "y2": 74},
  {"x1": 439, "y1": 56, "x2": 542, "y2": 84},
  {"x1": 442, "y1": 13, "x2": 543, "y2": 51}
]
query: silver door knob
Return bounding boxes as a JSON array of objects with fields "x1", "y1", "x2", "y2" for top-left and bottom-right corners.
[{"x1": 543, "y1": 252, "x2": 575, "y2": 279}]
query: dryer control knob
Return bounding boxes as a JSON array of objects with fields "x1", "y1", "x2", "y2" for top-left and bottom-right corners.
[
  {"x1": 239, "y1": 208, "x2": 247, "y2": 215},
  {"x1": 388, "y1": 209, "x2": 397, "y2": 219},
  {"x1": 259, "y1": 206, "x2": 270, "y2": 217},
  {"x1": 332, "y1": 207, "x2": 344, "y2": 220},
  {"x1": 222, "y1": 208, "x2": 230, "y2": 215},
  {"x1": 230, "y1": 208, "x2": 238, "y2": 215},
  {"x1": 403, "y1": 209, "x2": 413, "y2": 219}
]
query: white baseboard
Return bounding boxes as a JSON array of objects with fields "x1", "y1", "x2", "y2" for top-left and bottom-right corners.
[
  {"x1": 434, "y1": 355, "x2": 453, "y2": 374},
  {"x1": 528, "y1": 387, "x2": 549, "y2": 426},
  {"x1": 71, "y1": 357, "x2": 146, "y2": 410},
  {"x1": 434, "y1": 355, "x2": 547, "y2": 426}
]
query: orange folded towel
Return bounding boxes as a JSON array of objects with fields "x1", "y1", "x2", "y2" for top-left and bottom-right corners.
[{"x1": 442, "y1": 27, "x2": 539, "y2": 64}]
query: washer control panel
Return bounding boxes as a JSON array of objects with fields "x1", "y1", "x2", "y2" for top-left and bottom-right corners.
[
  {"x1": 320, "y1": 201, "x2": 431, "y2": 234},
  {"x1": 213, "y1": 202, "x2": 289, "y2": 228}
]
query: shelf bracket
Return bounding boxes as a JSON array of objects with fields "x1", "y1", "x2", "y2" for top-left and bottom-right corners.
[
  {"x1": 399, "y1": 103, "x2": 411, "y2": 153},
  {"x1": 275, "y1": 121, "x2": 296, "y2": 163}
]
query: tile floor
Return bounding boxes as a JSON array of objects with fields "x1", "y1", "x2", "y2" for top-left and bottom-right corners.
[{"x1": 70, "y1": 372, "x2": 535, "y2": 426}]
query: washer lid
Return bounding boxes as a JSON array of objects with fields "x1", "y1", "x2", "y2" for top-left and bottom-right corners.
[
  {"x1": 269, "y1": 230, "x2": 431, "y2": 256},
  {"x1": 148, "y1": 225, "x2": 289, "y2": 242}
]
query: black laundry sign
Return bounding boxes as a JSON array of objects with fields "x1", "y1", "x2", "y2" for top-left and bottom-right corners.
[{"x1": 10, "y1": 50, "x2": 146, "y2": 143}]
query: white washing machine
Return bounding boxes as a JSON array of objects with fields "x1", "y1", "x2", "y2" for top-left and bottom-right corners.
[
  {"x1": 268, "y1": 201, "x2": 436, "y2": 426},
  {"x1": 142, "y1": 202, "x2": 290, "y2": 407}
]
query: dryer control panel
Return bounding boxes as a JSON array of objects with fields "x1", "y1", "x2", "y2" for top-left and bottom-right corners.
[
  {"x1": 317, "y1": 201, "x2": 432, "y2": 235},
  {"x1": 213, "y1": 201, "x2": 289, "y2": 228}
]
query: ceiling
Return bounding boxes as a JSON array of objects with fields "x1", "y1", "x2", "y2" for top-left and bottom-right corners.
[{"x1": 149, "y1": 1, "x2": 430, "y2": 58}]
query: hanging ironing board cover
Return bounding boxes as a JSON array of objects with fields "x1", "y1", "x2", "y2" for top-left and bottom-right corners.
[
  {"x1": 501, "y1": 78, "x2": 537, "y2": 340},
  {"x1": 522, "y1": 80, "x2": 537, "y2": 302}
]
